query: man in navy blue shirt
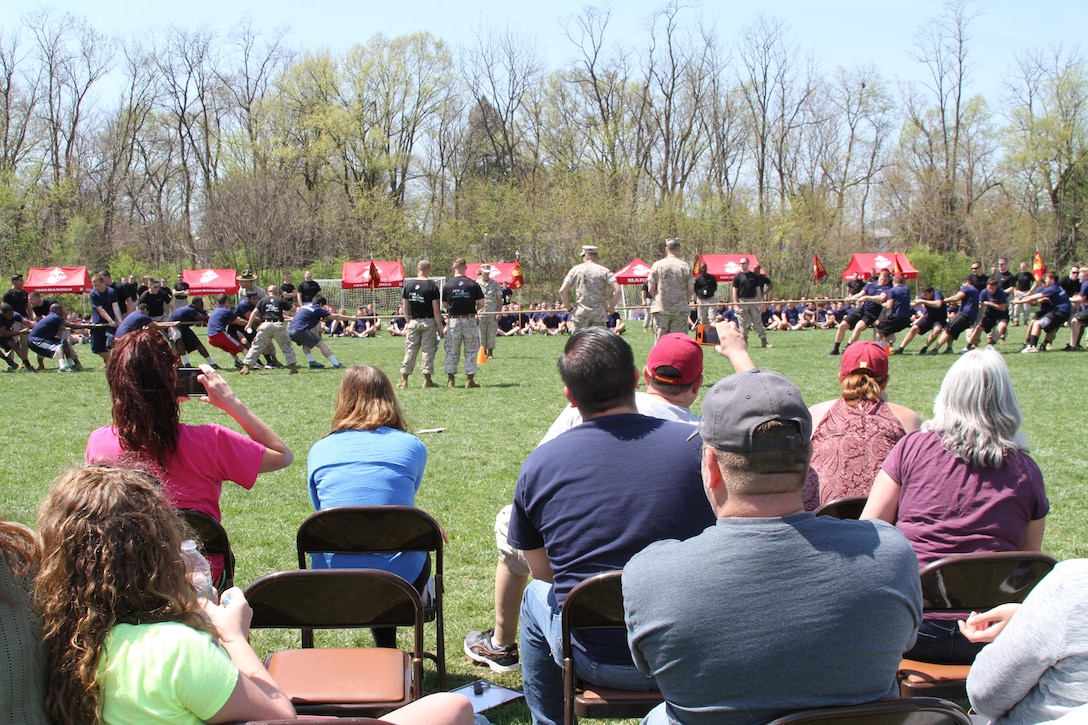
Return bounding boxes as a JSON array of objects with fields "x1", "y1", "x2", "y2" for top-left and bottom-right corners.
[
  {"x1": 875, "y1": 274, "x2": 913, "y2": 346},
  {"x1": 929, "y1": 276, "x2": 981, "y2": 354},
  {"x1": 507, "y1": 328, "x2": 715, "y2": 725},
  {"x1": 0, "y1": 303, "x2": 34, "y2": 371},
  {"x1": 89, "y1": 272, "x2": 122, "y2": 364},
  {"x1": 895, "y1": 286, "x2": 946, "y2": 355},
  {"x1": 830, "y1": 268, "x2": 891, "y2": 355},
  {"x1": 964, "y1": 277, "x2": 1010, "y2": 351},
  {"x1": 28, "y1": 303, "x2": 89, "y2": 371},
  {"x1": 167, "y1": 296, "x2": 218, "y2": 367},
  {"x1": 1020, "y1": 270, "x2": 1073, "y2": 353},
  {"x1": 288, "y1": 296, "x2": 354, "y2": 369}
]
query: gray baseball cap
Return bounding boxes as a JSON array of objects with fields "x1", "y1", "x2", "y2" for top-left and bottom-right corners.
[{"x1": 697, "y1": 369, "x2": 811, "y2": 452}]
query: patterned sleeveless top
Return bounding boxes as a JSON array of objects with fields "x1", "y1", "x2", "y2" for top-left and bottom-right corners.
[{"x1": 802, "y1": 398, "x2": 906, "y2": 511}]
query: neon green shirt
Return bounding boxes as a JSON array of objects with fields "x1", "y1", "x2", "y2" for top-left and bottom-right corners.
[{"x1": 99, "y1": 621, "x2": 238, "y2": 724}]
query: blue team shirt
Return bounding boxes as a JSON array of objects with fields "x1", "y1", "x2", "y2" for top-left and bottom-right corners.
[
  {"x1": 957, "y1": 284, "x2": 980, "y2": 320},
  {"x1": 207, "y1": 307, "x2": 237, "y2": 336},
  {"x1": 168, "y1": 304, "x2": 207, "y2": 323},
  {"x1": 887, "y1": 284, "x2": 912, "y2": 319},
  {"x1": 1038, "y1": 284, "x2": 1072, "y2": 315},
  {"x1": 980, "y1": 287, "x2": 1009, "y2": 317},
  {"x1": 90, "y1": 286, "x2": 118, "y2": 324},
  {"x1": 115, "y1": 313, "x2": 152, "y2": 338},
  {"x1": 0, "y1": 311, "x2": 25, "y2": 331},
  {"x1": 861, "y1": 282, "x2": 891, "y2": 316},
  {"x1": 289, "y1": 302, "x2": 330, "y2": 332},
  {"x1": 30, "y1": 312, "x2": 64, "y2": 341},
  {"x1": 921, "y1": 290, "x2": 947, "y2": 325}
]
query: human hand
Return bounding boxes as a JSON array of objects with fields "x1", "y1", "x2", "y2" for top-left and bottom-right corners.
[
  {"x1": 204, "y1": 586, "x2": 252, "y2": 644},
  {"x1": 714, "y1": 320, "x2": 755, "y2": 373},
  {"x1": 197, "y1": 364, "x2": 240, "y2": 411},
  {"x1": 957, "y1": 603, "x2": 1020, "y2": 644}
]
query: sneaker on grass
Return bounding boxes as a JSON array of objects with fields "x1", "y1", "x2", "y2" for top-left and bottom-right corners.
[{"x1": 464, "y1": 628, "x2": 519, "y2": 673}]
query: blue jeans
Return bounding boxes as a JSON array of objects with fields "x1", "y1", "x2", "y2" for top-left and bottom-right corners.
[{"x1": 520, "y1": 579, "x2": 655, "y2": 725}]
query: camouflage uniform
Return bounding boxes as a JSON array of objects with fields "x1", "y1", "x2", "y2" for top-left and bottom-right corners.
[
  {"x1": 649, "y1": 255, "x2": 693, "y2": 340},
  {"x1": 478, "y1": 277, "x2": 502, "y2": 351},
  {"x1": 563, "y1": 262, "x2": 616, "y2": 330}
]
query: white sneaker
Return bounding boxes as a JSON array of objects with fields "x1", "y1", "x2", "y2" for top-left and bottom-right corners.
[{"x1": 1020, "y1": 345, "x2": 1038, "y2": 354}]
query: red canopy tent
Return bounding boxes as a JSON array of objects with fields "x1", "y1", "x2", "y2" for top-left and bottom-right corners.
[
  {"x1": 699, "y1": 254, "x2": 761, "y2": 282},
  {"x1": 613, "y1": 258, "x2": 652, "y2": 285},
  {"x1": 181, "y1": 269, "x2": 239, "y2": 296},
  {"x1": 342, "y1": 261, "x2": 405, "y2": 289},
  {"x1": 465, "y1": 262, "x2": 517, "y2": 286},
  {"x1": 24, "y1": 266, "x2": 91, "y2": 294},
  {"x1": 841, "y1": 253, "x2": 918, "y2": 280}
]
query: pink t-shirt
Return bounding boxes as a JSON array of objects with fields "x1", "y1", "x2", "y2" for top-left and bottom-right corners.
[
  {"x1": 86, "y1": 424, "x2": 265, "y2": 520},
  {"x1": 881, "y1": 429, "x2": 1049, "y2": 568}
]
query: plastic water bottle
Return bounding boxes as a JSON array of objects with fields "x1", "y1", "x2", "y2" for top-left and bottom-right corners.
[{"x1": 181, "y1": 539, "x2": 218, "y2": 604}]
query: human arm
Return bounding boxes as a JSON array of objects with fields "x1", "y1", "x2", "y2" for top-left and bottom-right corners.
[
  {"x1": 966, "y1": 567, "x2": 1069, "y2": 721},
  {"x1": 204, "y1": 588, "x2": 297, "y2": 723},
  {"x1": 608, "y1": 279, "x2": 620, "y2": 314},
  {"x1": 430, "y1": 298, "x2": 443, "y2": 335},
  {"x1": 559, "y1": 280, "x2": 571, "y2": 311},
  {"x1": 859, "y1": 470, "x2": 901, "y2": 523},
  {"x1": 887, "y1": 402, "x2": 922, "y2": 433},
  {"x1": 713, "y1": 320, "x2": 755, "y2": 372},
  {"x1": 808, "y1": 400, "x2": 835, "y2": 431},
  {"x1": 197, "y1": 364, "x2": 293, "y2": 473},
  {"x1": 523, "y1": 547, "x2": 554, "y2": 583},
  {"x1": 1021, "y1": 517, "x2": 1046, "y2": 552}
]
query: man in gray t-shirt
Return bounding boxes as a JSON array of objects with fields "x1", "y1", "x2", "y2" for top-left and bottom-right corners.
[{"x1": 623, "y1": 368, "x2": 922, "y2": 725}]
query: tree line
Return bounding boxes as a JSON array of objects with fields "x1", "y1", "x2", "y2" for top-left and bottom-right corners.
[{"x1": 1, "y1": 1, "x2": 1086, "y2": 296}]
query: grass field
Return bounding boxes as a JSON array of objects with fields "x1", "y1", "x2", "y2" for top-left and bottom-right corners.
[{"x1": 1, "y1": 325, "x2": 1084, "y2": 723}]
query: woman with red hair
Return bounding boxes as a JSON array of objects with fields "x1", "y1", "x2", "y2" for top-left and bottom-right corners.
[{"x1": 85, "y1": 328, "x2": 292, "y2": 521}]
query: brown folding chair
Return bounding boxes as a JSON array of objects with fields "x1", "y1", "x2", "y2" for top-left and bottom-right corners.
[
  {"x1": 296, "y1": 506, "x2": 447, "y2": 688},
  {"x1": 561, "y1": 570, "x2": 663, "y2": 725},
  {"x1": 898, "y1": 551, "x2": 1057, "y2": 700},
  {"x1": 813, "y1": 495, "x2": 869, "y2": 520},
  {"x1": 765, "y1": 696, "x2": 971, "y2": 724},
  {"x1": 245, "y1": 569, "x2": 425, "y2": 717},
  {"x1": 177, "y1": 508, "x2": 235, "y2": 593}
]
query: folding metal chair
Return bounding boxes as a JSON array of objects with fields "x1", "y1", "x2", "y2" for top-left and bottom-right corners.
[
  {"x1": 177, "y1": 508, "x2": 235, "y2": 593},
  {"x1": 561, "y1": 570, "x2": 662, "y2": 725},
  {"x1": 296, "y1": 505, "x2": 447, "y2": 688},
  {"x1": 765, "y1": 696, "x2": 971, "y2": 724},
  {"x1": 245, "y1": 569, "x2": 425, "y2": 717},
  {"x1": 898, "y1": 551, "x2": 1057, "y2": 700},
  {"x1": 813, "y1": 495, "x2": 869, "y2": 520}
]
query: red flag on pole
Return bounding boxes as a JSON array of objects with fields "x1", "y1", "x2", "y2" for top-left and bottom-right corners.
[
  {"x1": 1032, "y1": 250, "x2": 1047, "y2": 281},
  {"x1": 511, "y1": 253, "x2": 524, "y2": 290},
  {"x1": 813, "y1": 253, "x2": 828, "y2": 281},
  {"x1": 692, "y1": 252, "x2": 700, "y2": 278},
  {"x1": 893, "y1": 255, "x2": 903, "y2": 277},
  {"x1": 367, "y1": 260, "x2": 380, "y2": 290}
]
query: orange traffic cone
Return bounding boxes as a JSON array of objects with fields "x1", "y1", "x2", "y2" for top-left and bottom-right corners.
[{"x1": 476, "y1": 346, "x2": 488, "y2": 365}]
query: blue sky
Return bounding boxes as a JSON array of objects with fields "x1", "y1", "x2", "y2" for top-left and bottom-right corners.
[{"x1": 8, "y1": 0, "x2": 1087, "y2": 105}]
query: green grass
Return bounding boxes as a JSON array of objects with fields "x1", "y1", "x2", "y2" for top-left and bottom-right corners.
[{"x1": 1, "y1": 327, "x2": 1084, "y2": 723}]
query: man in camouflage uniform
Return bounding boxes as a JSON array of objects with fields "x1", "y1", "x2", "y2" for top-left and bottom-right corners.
[
  {"x1": 559, "y1": 245, "x2": 620, "y2": 331},
  {"x1": 477, "y1": 264, "x2": 502, "y2": 358},
  {"x1": 398, "y1": 260, "x2": 445, "y2": 389},
  {"x1": 648, "y1": 238, "x2": 695, "y2": 341},
  {"x1": 442, "y1": 258, "x2": 484, "y2": 388}
]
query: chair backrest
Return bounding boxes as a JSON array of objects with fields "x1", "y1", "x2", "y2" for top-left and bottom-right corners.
[
  {"x1": 245, "y1": 569, "x2": 424, "y2": 651},
  {"x1": 296, "y1": 506, "x2": 443, "y2": 570},
  {"x1": 813, "y1": 495, "x2": 868, "y2": 520},
  {"x1": 764, "y1": 696, "x2": 971, "y2": 724},
  {"x1": 177, "y1": 508, "x2": 235, "y2": 591},
  {"x1": 561, "y1": 570, "x2": 626, "y2": 644},
  {"x1": 230, "y1": 719, "x2": 388, "y2": 725},
  {"x1": 918, "y1": 551, "x2": 1057, "y2": 612}
]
